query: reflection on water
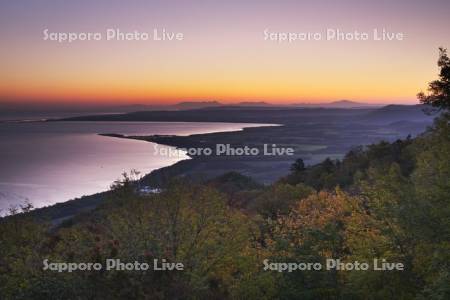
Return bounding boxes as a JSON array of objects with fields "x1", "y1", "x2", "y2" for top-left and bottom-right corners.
[{"x1": 0, "y1": 121, "x2": 262, "y2": 211}]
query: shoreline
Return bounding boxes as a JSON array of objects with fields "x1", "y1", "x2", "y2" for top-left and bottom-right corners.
[
  {"x1": 98, "y1": 123, "x2": 291, "y2": 185},
  {"x1": 17, "y1": 106, "x2": 434, "y2": 222},
  {"x1": 19, "y1": 122, "x2": 271, "y2": 222}
]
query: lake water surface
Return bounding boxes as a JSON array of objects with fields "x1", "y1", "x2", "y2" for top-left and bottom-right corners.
[{"x1": 0, "y1": 121, "x2": 262, "y2": 212}]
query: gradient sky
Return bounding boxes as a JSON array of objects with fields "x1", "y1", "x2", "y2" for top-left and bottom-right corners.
[{"x1": 1, "y1": 0, "x2": 449, "y2": 105}]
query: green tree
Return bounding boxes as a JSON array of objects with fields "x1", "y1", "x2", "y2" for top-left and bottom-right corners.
[
  {"x1": 290, "y1": 158, "x2": 306, "y2": 173},
  {"x1": 418, "y1": 47, "x2": 450, "y2": 111},
  {"x1": 251, "y1": 183, "x2": 314, "y2": 219}
]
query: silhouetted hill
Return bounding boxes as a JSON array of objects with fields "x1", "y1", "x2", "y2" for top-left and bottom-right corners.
[
  {"x1": 56, "y1": 105, "x2": 434, "y2": 126},
  {"x1": 172, "y1": 101, "x2": 222, "y2": 110},
  {"x1": 361, "y1": 104, "x2": 435, "y2": 124},
  {"x1": 55, "y1": 107, "x2": 375, "y2": 124},
  {"x1": 327, "y1": 100, "x2": 379, "y2": 108},
  {"x1": 291, "y1": 100, "x2": 380, "y2": 108},
  {"x1": 236, "y1": 101, "x2": 272, "y2": 106}
]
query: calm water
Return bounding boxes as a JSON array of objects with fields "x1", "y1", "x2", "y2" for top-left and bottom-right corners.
[{"x1": 0, "y1": 121, "x2": 262, "y2": 212}]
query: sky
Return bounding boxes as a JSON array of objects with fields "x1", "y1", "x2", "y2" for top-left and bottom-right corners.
[{"x1": 0, "y1": 0, "x2": 449, "y2": 105}]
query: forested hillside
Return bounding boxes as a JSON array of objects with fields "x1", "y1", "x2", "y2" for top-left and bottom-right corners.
[{"x1": 1, "y1": 111, "x2": 448, "y2": 299}]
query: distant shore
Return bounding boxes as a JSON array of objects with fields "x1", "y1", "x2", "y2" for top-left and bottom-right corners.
[{"x1": 27, "y1": 105, "x2": 434, "y2": 221}]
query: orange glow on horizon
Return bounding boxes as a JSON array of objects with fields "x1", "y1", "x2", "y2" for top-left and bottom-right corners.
[{"x1": 1, "y1": 1, "x2": 447, "y2": 106}]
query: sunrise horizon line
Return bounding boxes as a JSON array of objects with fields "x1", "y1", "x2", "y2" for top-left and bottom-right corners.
[{"x1": 0, "y1": 98, "x2": 419, "y2": 107}]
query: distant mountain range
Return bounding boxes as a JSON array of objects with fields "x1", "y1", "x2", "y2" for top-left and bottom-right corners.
[
  {"x1": 117, "y1": 101, "x2": 222, "y2": 112},
  {"x1": 0, "y1": 100, "x2": 393, "y2": 121},
  {"x1": 290, "y1": 100, "x2": 382, "y2": 108},
  {"x1": 56, "y1": 103, "x2": 434, "y2": 127},
  {"x1": 118, "y1": 100, "x2": 382, "y2": 111},
  {"x1": 118, "y1": 101, "x2": 274, "y2": 111}
]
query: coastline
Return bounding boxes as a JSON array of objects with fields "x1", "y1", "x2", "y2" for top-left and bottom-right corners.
[
  {"x1": 21, "y1": 122, "x2": 271, "y2": 222},
  {"x1": 23, "y1": 106, "x2": 434, "y2": 222},
  {"x1": 98, "y1": 123, "x2": 293, "y2": 186}
]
